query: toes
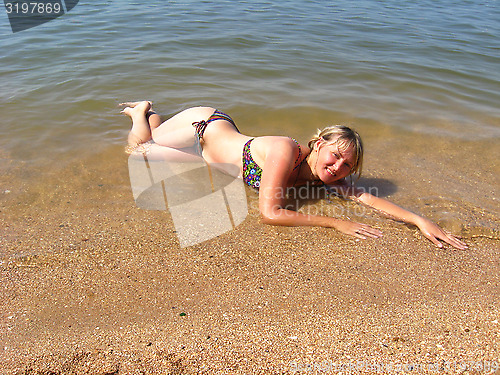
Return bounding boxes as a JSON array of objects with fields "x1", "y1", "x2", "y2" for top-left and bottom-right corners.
[
  {"x1": 119, "y1": 101, "x2": 153, "y2": 108},
  {"x1": 119, "y1": 102, "x2": 140, "y2": 107}
]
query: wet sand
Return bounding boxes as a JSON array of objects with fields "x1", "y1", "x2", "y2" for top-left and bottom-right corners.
[{"x1": 1, "y1": 146, "x2": 499, "y2": 374}]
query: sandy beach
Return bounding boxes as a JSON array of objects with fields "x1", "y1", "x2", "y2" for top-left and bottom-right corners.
[{"x1": 1, "y1": 146, "x2": 499, "y2": 374}]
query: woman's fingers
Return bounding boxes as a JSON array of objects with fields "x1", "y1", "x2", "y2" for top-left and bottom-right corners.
[
  {"x1": 334, "y1": 220, "x2": 382, "y2": 240},
  {"x1": 353, "y1": 224, "x2": 383, "y2": 239},
  {"x1": 364, "y1": 225, "x2": 383, "y2": 238},
  {"x1": 423, "y1": 229, "x2": 468, "y2": 250},
  {"x1": 424, "y1": 232, "x2": 444, "y2": 248},
  {"x1": 347, "y1": 222, "x2": 468, "y2": 250},
  {"x1": 353, "y1": 232, "x2": 367, "y2": 240},
  {"x1": 438, "y1": 232, "x2": 468, "y2": 250},
  {"x1": 418, "y1": 219, "x2": 468, "y2": 250},
  {"x1": 348, "y1": 220, "x2": 469, "y2": 250}
]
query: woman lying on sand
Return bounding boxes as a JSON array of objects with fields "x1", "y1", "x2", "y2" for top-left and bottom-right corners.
[{"x1": 121, "y1": 101, "x2": 467, "y2": 250}]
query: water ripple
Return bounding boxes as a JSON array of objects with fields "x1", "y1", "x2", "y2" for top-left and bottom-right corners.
[{"x1": 0, "y1": 0, "x2": 499, "y2": 155}]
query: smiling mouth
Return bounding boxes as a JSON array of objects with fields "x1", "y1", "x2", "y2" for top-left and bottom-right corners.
[{"x1": 326, "y1": 167, "x2": 336, "y2": 177}]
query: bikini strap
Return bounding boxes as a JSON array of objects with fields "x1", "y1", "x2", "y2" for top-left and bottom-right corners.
[
  {"x1": 192, "y1": 109, "x2": 239, "y2": 140},
  {"x1": 192, "y1": 120, "x2": 208, "y2": 140},
  {"x1": 290, "y1": 138, "x2": 302, "y2": 170},
  {"x1": 207, "y1": 110, "x2": 237, "y2": 127}
]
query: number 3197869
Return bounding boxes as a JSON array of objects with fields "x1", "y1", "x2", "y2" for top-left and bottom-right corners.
[{"x1": 5, "y1": 2, "x2": 62, "y2": 14}]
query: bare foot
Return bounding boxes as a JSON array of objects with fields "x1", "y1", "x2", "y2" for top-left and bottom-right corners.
[
  {"x1": 119, "y1": 101, "x2": 152, "y2": 117},
  {"x1": 119, "y1": 101, "x2": 153, "y2": 108},
  {"x1": 120, "y1": 101, "x2": 155, "y2": 147}
]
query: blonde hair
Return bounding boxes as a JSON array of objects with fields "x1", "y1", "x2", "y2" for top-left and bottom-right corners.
[{"x1": 308, "y1": 125, "x2": 364, "y2": 177}]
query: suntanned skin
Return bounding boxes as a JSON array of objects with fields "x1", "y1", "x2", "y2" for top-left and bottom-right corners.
[{"x1": 121, "y1": 101, "x2": 467, "y2": 250}]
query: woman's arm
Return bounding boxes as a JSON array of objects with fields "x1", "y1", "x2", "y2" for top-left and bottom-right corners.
[
  {"x1": 336, "y1": 183, "x2": 467, "y2": 249},
  {"x1": 258, "y1": 139, "x2": 382, "y2": 239}
]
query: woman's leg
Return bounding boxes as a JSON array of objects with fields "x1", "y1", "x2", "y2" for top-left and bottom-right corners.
[
  {"x1": 120, "y1": 101, "x2": 156, "y2": 147},
  {"x1": 121, "y1": 103, "x2": 218, "y2": 153},
  {"x1": 151, "y1": 106, "x2": 216, "y2": 149}
]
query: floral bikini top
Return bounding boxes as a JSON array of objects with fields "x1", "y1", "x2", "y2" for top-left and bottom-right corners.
[{"x1": 242, "y1": 138, "x2": 302, "y2": 189}]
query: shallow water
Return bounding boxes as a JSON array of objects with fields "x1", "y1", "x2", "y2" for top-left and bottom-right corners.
[{"x1": 0, "y1": 0, "x2": 498, "y2": 243}]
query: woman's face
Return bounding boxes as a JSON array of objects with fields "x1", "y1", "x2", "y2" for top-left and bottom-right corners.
[{"x1": 314, "y1": 139, "x2": 356, "y2": 184}]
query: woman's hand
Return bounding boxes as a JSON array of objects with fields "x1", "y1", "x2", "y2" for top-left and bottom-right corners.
[
  {"x1": 416, "y1": 217, "x2": 468, "y2": 250},
  {"x1": 332, "y1": 219, "x2": 383, "y2": 240}
]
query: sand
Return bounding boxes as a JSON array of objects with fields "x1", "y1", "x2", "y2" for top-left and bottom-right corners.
[{"x1": 1, "y1": 146, "x2": 499, "y2": 374}]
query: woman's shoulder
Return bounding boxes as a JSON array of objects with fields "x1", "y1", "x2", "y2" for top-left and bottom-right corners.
[
  {"x1": 252, "y1": 136, "x2": 309, "y2": 161},
  {"x1": 252, "y1": 135, "x2": 303, "y2": 148}
]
